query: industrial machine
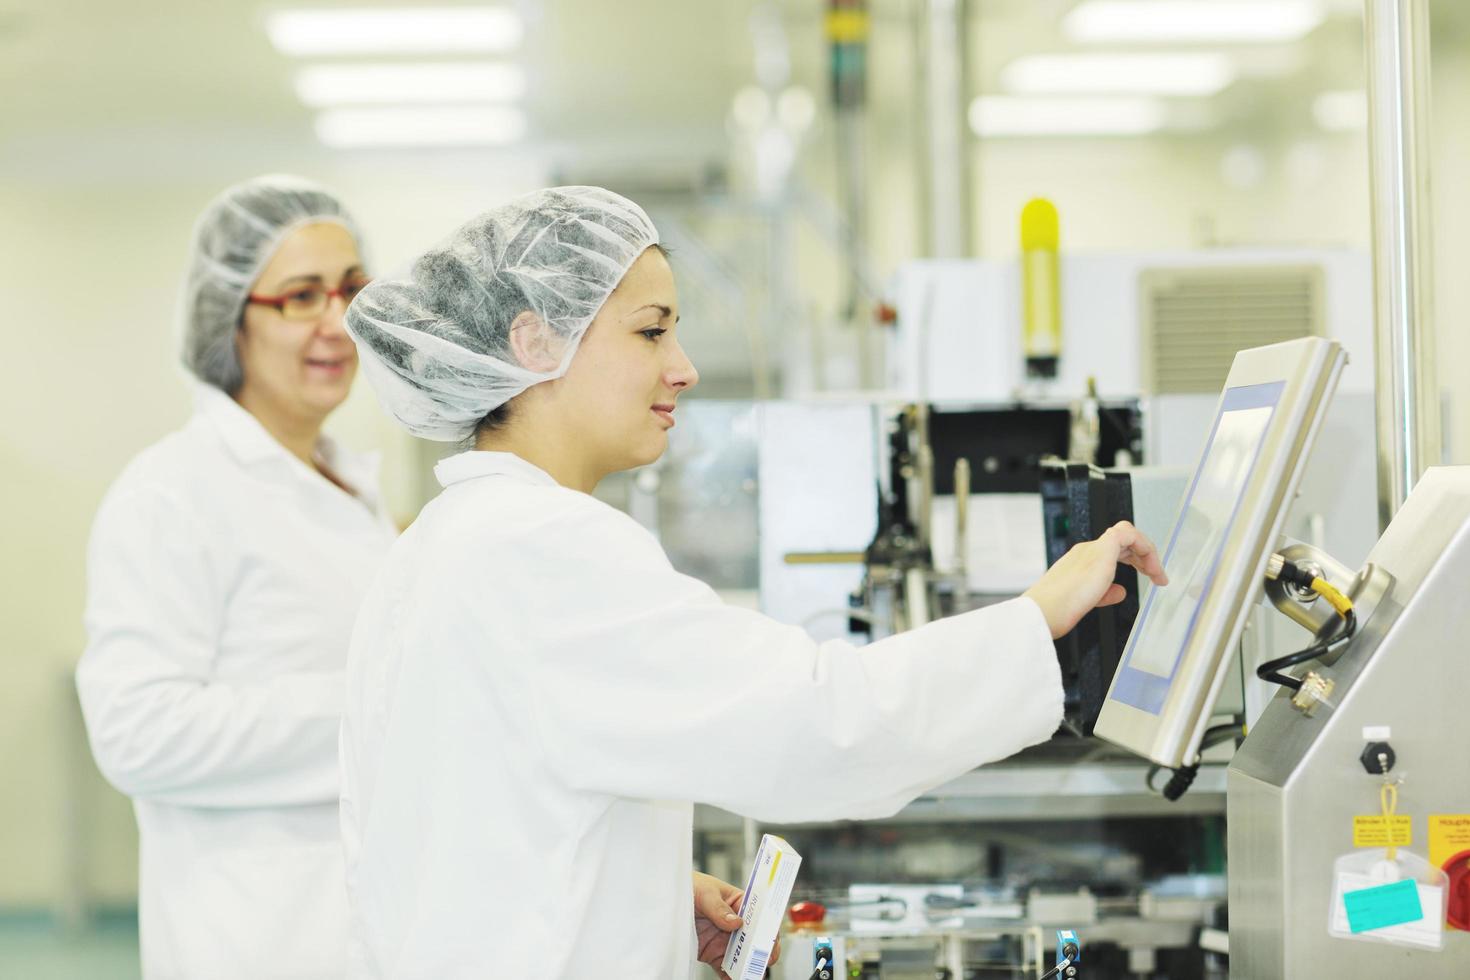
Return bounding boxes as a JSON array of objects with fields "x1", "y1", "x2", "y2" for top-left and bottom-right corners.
[
  {"x1": 755, "y1": 335, "x2": 1466, "y2": 977},
  {"x1": 1091, "y1": 335, "x2": 1470, "y2": 973},
  {"x1": 594, "y1": 246, "x2": 1435, "y2": 977}
]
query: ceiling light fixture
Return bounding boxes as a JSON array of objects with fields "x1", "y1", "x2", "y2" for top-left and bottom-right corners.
[
  {"x1": 294, "y1": 63, "x2": 527, "y2": 106},
  {"x1": 1001, "y1": 52, "x2": 1237, "y2": 96},
  {"x1": 968, "y1": 96, "x2": 1167, "y2": 137},
  {"x1": 1064, "y1": 1, "x2": 1327, "y2": 44},
  {"x1": 267, "y1": 7, "x2": 523, "y2": 56}
]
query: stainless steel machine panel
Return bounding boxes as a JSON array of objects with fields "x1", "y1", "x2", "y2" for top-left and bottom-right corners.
[{"x1": 1228, "y1": 466, "x2": 1470, "y2": 976}]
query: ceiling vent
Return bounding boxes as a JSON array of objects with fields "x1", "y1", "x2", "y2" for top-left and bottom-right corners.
[{"x1": 1140, "y1": 264, "x2": 1324, "y2": 394}]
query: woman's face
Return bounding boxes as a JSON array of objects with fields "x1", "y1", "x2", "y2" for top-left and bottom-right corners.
[
  {"x1": 236, "y1": 221, "x2": 364, "y2": 425},
  {"x1": 542, "y1": 246, "x2": 699, "y2": 474}
]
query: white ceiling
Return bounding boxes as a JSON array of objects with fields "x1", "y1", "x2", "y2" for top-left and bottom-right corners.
[
  {"x1": 3, "y1": 1, "x2": 1466, "y2": 393},
  {"x1": 5, "y1": 0, "x2": 1465, "y2": 182}
]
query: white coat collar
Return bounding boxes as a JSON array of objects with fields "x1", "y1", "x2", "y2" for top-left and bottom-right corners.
[
  {"x1": 434, "y1": 450, "x2": 560, "y2": 490},
  {"x1": 193, "y1": 383, "x2": 383, "y2": 505},
  {"x1": 195, "y1": 383, "x2": 286, "y2": 466}
]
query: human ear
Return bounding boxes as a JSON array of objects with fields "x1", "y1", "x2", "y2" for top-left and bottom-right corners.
[{"x1": 508, "y1": 310, "x2": 561, "y2": 373}]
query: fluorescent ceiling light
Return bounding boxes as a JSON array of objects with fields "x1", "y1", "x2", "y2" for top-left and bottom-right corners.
[
  {"x1": 1312, "y1": 90, "x2": 1367, "y2": 131},
  {"x1": 295, "y1": 63, "x2": 527, "y2": 106},
  {"x1": 315, "y1": 106, "x2": 527, "y2": 147},
  {"x1": 969, "y1": 96, "x2": 1167, "y2": 137},
  {"x1": 267, "y1": 8, "x2": 523, "y2": 56},
  {"x1": 1001, "y1": 52, "x2": 1236, "y2": 96},
  {"x1": 1064, "y1": 1, "x2": 1327, "y2": 44}
]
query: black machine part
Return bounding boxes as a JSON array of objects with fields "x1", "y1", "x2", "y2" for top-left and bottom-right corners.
[
  {"x1": 1040, "y1": 462, "x2": 1140, "y2": 736},
  {"x1": 1360, "y1": 741, "x2": 1396, "y2": 775},
  {"x1": 928, "y1": 404, "x2": 1143, "y2": 495}
]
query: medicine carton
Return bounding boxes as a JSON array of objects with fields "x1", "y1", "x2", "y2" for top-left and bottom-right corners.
[{"x1": 722, "y1": 834, "x2": 802, "y2": 980}]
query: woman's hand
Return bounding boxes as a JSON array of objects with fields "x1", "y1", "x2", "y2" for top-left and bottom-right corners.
[
  {"x1": 693, "y1": 871, "x2": 781, "y2": 978},
  {"x1": 1023, "y1": 520, "x2": 1168, "y2": 639}
]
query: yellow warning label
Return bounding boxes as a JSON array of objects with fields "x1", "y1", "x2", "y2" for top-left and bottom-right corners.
[
  {"x1": 1429, "y1": 814, "x2": 1470, "y2": 869},
  {"x1": 1353, "y1": 815, "x2": 1412, "y2": 848}
]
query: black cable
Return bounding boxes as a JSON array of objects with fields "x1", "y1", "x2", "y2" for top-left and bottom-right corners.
[
  {"x1": 1161, "y1": 764, "x2": 1198, "y2": 801},
  {"x1": 1151, "y1": 721, "x2": 1243, "y2": 802},
  {"x1": 1256, "y1": 608, "x2": 1356, "y2": 692},
  {"x1": 1038, "y1": 941, "x2": 1080, "y2": 979},
  {"x1": 1256, "y1": 556, "x2": 1358, "y2": 691}
]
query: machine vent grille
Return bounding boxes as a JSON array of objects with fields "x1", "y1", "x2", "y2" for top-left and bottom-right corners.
[{"x1": 1141, "y1": 265, "x2": 1324, "y2": 394}]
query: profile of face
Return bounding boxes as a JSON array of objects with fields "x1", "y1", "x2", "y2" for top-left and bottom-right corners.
[
  {"x1": 524, "y1": 246, "x2": 699, "y2": 475},
  {"x1": 236, "y1": 221, "x2": 365, "y2": 425}
]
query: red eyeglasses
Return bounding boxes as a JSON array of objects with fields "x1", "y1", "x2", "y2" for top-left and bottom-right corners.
[{"x1": 247, "y1": 276, "x2": 372, "y2": 321}]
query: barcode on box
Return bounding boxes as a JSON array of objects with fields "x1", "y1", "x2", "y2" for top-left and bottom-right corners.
[{"x1": 742, "y1": 949, "x2": 768, "y2": 980}]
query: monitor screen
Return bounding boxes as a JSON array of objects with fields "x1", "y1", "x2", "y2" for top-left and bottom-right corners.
[
  {"x1": 1109, "y1": 381, "x2": 1285, "y2": 715},
  {"x1": 1094, "y1": 336, "x2": 1344, "y2": 768}
]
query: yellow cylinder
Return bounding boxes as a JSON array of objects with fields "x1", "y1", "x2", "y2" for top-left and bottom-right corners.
[{"x1": 1021, "y1": 198, "x2": 1061, "y2": 378}]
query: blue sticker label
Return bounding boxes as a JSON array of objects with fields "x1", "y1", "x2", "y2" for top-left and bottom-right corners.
[{"x1": 1343, "y1": 879, "x2": 1424, "y2": 933}]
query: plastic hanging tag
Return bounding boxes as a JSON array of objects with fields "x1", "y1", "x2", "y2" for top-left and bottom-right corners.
[{"x1": 1327, "y1": 847, "x2": 1447, "y2": 950}]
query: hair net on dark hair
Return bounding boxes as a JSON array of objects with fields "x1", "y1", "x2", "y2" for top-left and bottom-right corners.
[
  {"x1": 179, "y1": 174, "x2": 361, "y2": 392},
  {"x1": 346, "y1": 186, "x2": 659, "y2": 441}
]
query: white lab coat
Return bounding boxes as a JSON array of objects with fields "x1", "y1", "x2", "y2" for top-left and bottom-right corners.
[
  {"x1": 78, "y1": 385, "x2": 397, "y2": 980},
  {"x1": 341, "y1": 451, "x2": 1064, "y2": 979}
]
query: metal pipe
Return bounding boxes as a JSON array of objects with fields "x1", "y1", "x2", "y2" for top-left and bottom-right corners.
[
  {"x1": 953, "y1": 457, "x2": 971, "y2": 577},
  {"x1": 1365, "y1": 0, "x2": 1441, "y2": 529},
  {"x1": 904, "y1": 566, "x2": 931, "y2": 629},
  {"x1": 916, "y1": 443, "x2": 934, "y2": 550},
  {"x1": 920, "y1": 0, "x2": 971, "y2": 257},
  {"x1": 828, "y1": 0, "x2": 871, "y2": 330}
]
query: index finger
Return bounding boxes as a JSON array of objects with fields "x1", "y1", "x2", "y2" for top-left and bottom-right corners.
[{"x1": 1107, "y1": 521, "x2": 1168, "y2": 586}]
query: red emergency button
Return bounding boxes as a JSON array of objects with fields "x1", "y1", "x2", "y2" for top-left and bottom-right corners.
[
  {"x1": 1445, "y1": 850, "x2": 1470, "y2": 931},
  {"x1": 788, "y1": 901, "x2": 827, "y2": 927}
]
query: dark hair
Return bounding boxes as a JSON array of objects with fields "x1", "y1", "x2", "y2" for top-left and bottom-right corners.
[{"x1": 474, "y1": 400, "x2": 515, "y2": 439}]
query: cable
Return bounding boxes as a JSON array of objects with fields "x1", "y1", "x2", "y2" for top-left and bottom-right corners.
[
  {"x1": 1255, "y1": 608, "x2": 1355, "y2": 691},
  {"x1": 1257, "y1": 555, "x2": 1357, "y2": 692},
  {"x1": 1039, "y1": 955, "x2": 1072, "y2": 979},
  {"x1": 1161, "y1": 764, "x2": 1198, "y2": 801},
  {"x1": 1038, "y1": 960, "x2": 1066, "y2": 980},
  {"x1": 1149, "y1": 721, "x2": 1243, "y2": 801},
  {"x1": 1039, "y1": 938, "x2": 1080, "y2": 979}
]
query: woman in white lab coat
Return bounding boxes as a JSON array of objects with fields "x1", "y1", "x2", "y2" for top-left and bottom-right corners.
[
  {"x1": 77, "y1": 175, "x2": 398, "y2": 980},
  {"x1": 340, "y1": 187, "x2": 1166, "y2": 979}
]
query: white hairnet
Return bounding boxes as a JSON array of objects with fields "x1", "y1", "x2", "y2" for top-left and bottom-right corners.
[
  {"x1": 180, "y1": 174, "x2": 361, "y2": 392},
  {"x1": 345, "y1": 186, "x2": 659, "y2": 442}
]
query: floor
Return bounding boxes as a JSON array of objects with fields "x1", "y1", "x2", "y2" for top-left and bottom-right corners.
[{"x1": 0, "y1": 913, "x2": 141, "y2": 980}]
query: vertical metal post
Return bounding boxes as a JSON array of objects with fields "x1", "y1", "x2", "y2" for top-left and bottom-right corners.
[
  {"x1": 827, "y1": 0, "x2": 876, "y2": 387},
  {"x1": 921, "y1": 0, "x2": 971, "y2": 257},
  {"x1": 1365, "y1": 0, "x2": 1440, "y2": 529}
]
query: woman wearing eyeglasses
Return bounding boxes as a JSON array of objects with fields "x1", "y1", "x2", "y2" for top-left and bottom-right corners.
[{"x1": 75, "y1": 175, "x2": 395, "y2": 980}]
